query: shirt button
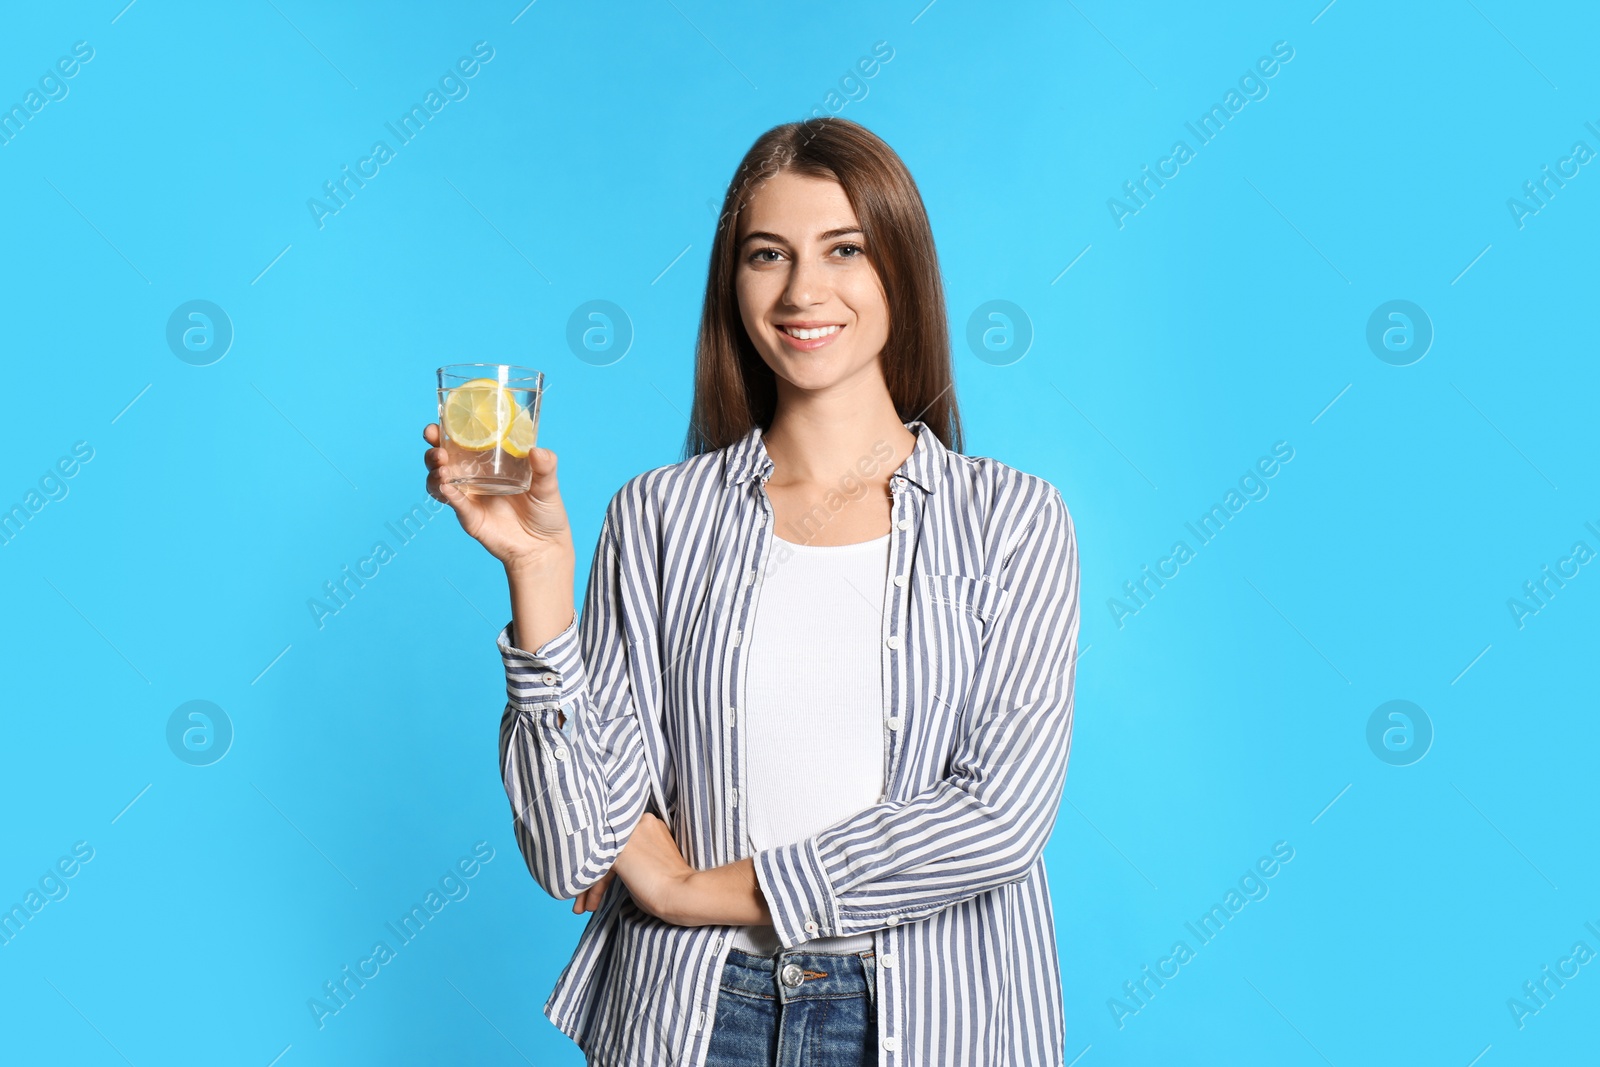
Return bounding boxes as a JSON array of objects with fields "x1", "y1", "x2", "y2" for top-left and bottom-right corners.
[
  {"x1": 883, "y1": 1036, "x2": 900, "y2": 1051},
  {"x1": 885, "y1": 636, "x2": 901, "y2": 650},
  {"x1": 881, "y1": 953, "x2": 896, "y2": 969},
  {"x1": 552, "y1": 746, "x2": 568, "y2": 760},
  {"x1": 886, "y1": 915, "x2": 899, "y2": 926},
  {"x1": 804, "y1": 919, "x2": 819, "y2": 934},
  {"x1": 886, "y1": 716, "x2": 902, "y2": 731},
  {"x1": 896, "y1": 518, "x2": 910, "y2": 530},
  {"x1": 781, "y1": 963, "x2": 804, "y2": 987},
  {"x1": 542, "y1": 672, "x2": 559, "y2": 686},
  {"x1": 893, "y1": 574, "x2": 907, "y2": 587}
]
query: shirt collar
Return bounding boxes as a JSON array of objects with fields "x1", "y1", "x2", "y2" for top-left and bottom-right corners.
[{"x1": 722, "y1": 418, "x2": 947, "y2": 494}]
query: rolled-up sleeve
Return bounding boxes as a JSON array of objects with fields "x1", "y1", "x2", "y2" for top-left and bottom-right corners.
[
  {"x1": 753, "y1": 486, "x2": 1080, "y2": 947},
  {"x1": 498, "y1": 484, "x2": 663, "y2": 901}
]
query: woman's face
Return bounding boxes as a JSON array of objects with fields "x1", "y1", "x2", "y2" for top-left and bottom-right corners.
[{"x1": 734, "y1": 170, "x2": 891, "y2": 396}]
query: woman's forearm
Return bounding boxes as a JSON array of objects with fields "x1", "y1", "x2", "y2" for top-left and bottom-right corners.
[
  {"x1": 506, "y1": 558, "x2": 576, "y2": 726},
  {"x1": 506, "y1": 557, "x2": 576, "y2": 655},
  {"x1": 676, "y1": 858, "x2": 772, "y2": 927}
]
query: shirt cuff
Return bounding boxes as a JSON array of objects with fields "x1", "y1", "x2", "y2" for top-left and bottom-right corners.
[
  {"x1": 751, "y1": 837, "x2": 841, "y2": 948},
  {"x1": 496, "y1": 612, "x2": 584, "y2": 711}
]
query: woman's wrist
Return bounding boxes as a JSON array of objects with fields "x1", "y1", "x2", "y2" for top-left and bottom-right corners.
[{"x1": 502, "y1": 544, "x2": 574, "y2": 579}]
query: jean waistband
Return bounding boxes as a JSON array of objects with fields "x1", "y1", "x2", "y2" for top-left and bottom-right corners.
[{"x1": 720, "y1": 946, "x2": 875, "y2": 1002}]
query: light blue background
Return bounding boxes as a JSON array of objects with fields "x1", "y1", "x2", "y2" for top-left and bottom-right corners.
[{"x1": 2, "y1": 1, "x2": 1596, "y2": 1064}]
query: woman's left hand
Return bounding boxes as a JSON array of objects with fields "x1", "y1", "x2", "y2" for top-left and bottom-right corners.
[{"x1": 611, "y1": 811, "x2": 696, "y2": 925}]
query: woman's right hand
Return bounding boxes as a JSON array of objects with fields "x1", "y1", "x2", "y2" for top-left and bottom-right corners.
[{"x1": 423, "y1": 423, "x2": 576, "y2": 571}]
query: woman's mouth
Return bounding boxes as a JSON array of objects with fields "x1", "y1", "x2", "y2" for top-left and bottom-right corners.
[{"x1": 776, "y1": 323, "x2": 844, "y2": 350}]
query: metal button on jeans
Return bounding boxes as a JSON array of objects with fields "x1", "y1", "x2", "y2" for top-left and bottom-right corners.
[{"x1": 780, "y1": 963, "x2": 804, "y2": 988}]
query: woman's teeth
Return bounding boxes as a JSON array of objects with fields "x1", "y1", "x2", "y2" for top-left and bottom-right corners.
[{"x1": 780, "y1": 325, "x2": 841, "y2": 340}]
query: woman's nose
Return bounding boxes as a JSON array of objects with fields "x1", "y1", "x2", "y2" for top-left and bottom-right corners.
[{"x1": 782, "y1": 256, "x2": 827, "y2": 307}]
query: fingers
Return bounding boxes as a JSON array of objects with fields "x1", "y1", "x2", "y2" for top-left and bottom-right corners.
[
  {"x1": 576, "y1": 870, "x2": 601, "y2": 915},
  {"x1": 422, "y1": 425, "x2": 465, "y2": 510},
  {"x1": 525, "y1": 446, "x2": 560, "y2": 497},
  {"x1": 422, "y1": 427, "x2": 448, "y2": 479},
  {"x1": 424, "y1": 460, "x2": 463, "y2": 511},
  {"x1": 432, "y1": 477, "x2": 469, "y2": 512},
  {"x1": 571, "y1": 870, "x2": 615, "y2": 914}
]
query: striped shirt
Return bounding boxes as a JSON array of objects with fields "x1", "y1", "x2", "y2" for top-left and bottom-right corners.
[{"x1": 498, "y1": 417, "x2": 1081, "y2": 1066}]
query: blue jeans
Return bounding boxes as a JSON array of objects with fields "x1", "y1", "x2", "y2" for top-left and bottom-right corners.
[{"x1": 705, "y1": 946, "x2": 878, "y2": 1067}]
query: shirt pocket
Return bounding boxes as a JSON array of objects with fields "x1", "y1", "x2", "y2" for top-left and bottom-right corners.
[{"x1": 918, "y1": 572, "x2": 1008, "y2": 710}]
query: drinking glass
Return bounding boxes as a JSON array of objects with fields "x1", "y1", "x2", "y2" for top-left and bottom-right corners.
[{"x1": 435, "y1": 364, "x2": 544, "y2": 495}]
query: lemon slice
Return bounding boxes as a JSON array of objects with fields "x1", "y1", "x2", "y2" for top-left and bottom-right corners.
[
  {"x1": 501, "y1": 405, "x2": 537, "y2": 457},
  {"x1": 442, "y1": 378, "x2": 513, "y2": 451}
]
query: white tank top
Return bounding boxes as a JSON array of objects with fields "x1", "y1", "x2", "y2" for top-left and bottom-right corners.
[{"x1": 731, "y1": 530, "x2": 891, "y2": 955}]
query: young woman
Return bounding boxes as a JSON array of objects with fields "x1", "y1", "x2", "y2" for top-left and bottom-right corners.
[{"x1": 423, "y1": 117, "x2": 1081, "y2": 1067}]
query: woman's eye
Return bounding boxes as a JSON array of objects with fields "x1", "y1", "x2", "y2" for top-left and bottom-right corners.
[{"x1": 745, "y1": 244, "x2": 862, "y2": 265}]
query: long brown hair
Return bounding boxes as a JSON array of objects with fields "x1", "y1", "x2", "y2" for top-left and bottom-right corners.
[{"x1": 682, "y1": 116, "x2": 963, "y2": 459}]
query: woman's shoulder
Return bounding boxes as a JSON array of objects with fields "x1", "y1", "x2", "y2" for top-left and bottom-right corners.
[
  {"x1": 601, "y1": 447, "x2": 726, "y2": 529},
  {"x1": 942, "y1": 449, "x2": 1071, "y2": 529},
  {"x1": 940, "y1": 453, "x2": 1077, "y2": 581}
]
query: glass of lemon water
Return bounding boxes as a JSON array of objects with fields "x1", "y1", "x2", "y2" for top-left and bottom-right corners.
[{"x1": 436, "y1": 364, "x2": 544, "y2": 495}]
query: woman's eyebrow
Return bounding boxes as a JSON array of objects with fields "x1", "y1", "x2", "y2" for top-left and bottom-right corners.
[{"x1": 738, "y1": 226, "x2": 864, "y2": 247}]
